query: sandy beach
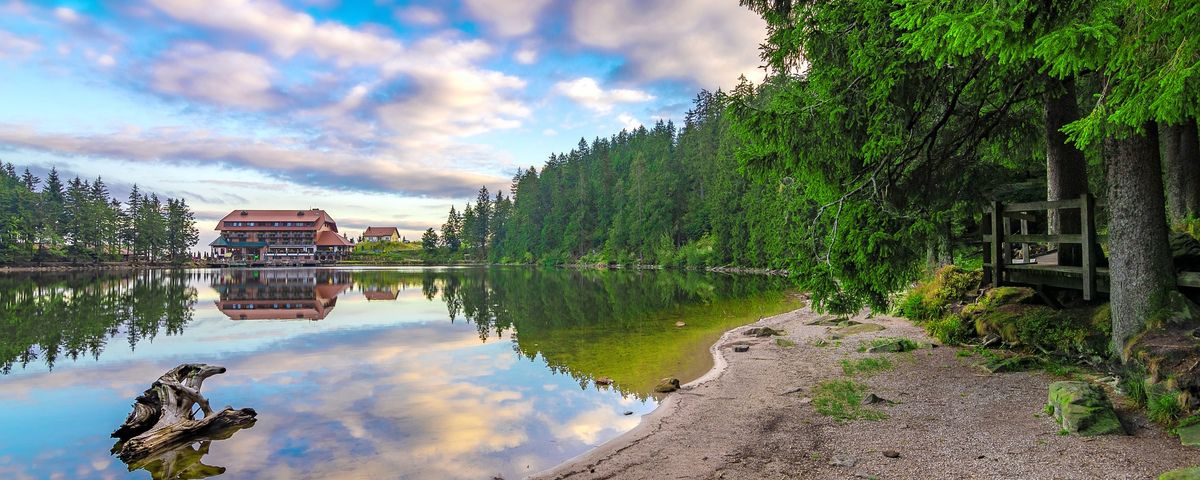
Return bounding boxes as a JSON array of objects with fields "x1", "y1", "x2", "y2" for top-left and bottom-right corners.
[{"x1": 533, "y1": 307, "x2": 1200, "y2": 480}]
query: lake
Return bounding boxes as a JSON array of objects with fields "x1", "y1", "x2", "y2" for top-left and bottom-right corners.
[{"x1": 0, "y1": 267, "x2": 798, "y2": 479}]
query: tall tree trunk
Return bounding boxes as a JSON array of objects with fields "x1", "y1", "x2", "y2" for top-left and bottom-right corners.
[
  {"x1": 1161, "y1": 119, "x2": 1200, "y2": 223},
  {"x1": 1104, "y1": 122, "x2": 1177, "y2": 357},
  {"x1": 1044, "y1": 77, "x2": 1089, "y2": 266}
]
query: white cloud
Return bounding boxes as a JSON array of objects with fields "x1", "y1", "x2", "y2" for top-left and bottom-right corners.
[
  {"x1": 570, "y1": 0, "x2": 766, "y2": 89},
  {"x1": 151, "y1": 43, "x2": 281, "y2": 109},
  {"x1": 53, "y1": 6, "x2": 80, "y2": 23},
  {"x1": 0, "y1": 30, "x2": 41, "y2": 58},
  {"x1": 553, "y1": 77, "x2": 654, "y2": 114},
  {"x1": 617, "y1": 113, "x2": 641, "y2": 131},
  {"x1": 542, "y1": 128, "x2": 558, "y2": 136},
  {"x1": 395, "y1": 5, "x2": 444, "y2": 26},
  {"x1": 95, "y1": 53, "x2": 115, "y2": 67},
  {"x1": 514, "y1": 47, "x2": 537, "y2": 65},
  {"x1": 464, "y1": 0, "x2": 552, "y2": 37},
  {"x1": 0, "y1": 124, "x2": 507, "y2": 198}
]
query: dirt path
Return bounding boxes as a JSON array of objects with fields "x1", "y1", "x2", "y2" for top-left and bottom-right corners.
[{"x1": 533, "y1": 308, "x2": 1200, "y2": 480}]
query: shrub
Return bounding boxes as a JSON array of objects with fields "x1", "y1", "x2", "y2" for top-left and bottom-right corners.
[{"x1": 897, "y1": 265, "x2": 981, "y2": 321}]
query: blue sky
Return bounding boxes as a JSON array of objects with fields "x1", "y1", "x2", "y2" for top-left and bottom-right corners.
[{"x1": 0, "y1": 0, "x2": 767, "y2": 246}]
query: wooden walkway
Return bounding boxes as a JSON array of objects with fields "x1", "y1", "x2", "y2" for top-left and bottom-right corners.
[{"x1": 983, "y1": 194, "x2": 1200, "y2": 300}]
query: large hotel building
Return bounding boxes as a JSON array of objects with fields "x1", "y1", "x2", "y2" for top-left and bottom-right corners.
[{"x1": 209, "y1": 209, "x2": 353, "y2": 263}]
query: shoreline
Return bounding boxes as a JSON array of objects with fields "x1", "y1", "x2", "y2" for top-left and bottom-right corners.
[
  {"x1": 532, "y1": 307, "x2": 1200, "y2": 479},
  {"x1": 531, "y1": 308, "x2": 766, "y2": 479}
]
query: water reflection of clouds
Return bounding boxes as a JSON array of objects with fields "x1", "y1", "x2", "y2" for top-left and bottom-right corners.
[{"x1": 0, "y1": 318, "x2": 654, "y2": 480}]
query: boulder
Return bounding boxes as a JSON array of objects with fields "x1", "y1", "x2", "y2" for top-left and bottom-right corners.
[
  {"x1": 595, "y1": 376, "x2": 613, "y2": 386},
  {"x1": 866, "y1": 338, "x2": 919, "y2": 353},
  {"x1": 835, "y1": 323, "x2": 885, "y2": 336},
  {"x1": 1045, "y1": 381, "x2": 1124, "y2": 436},
  {"x1": 745, "y1": 327, "x2": 784, "y2": 337},
  {"x1": 1171, "y1": 231, "x2": 1200, "y2": 271},
  {"x1": 675, "y1": 321, "x2": 686, "y2": 328},
  {"x1": 1159, "y1": 467, "x2": 1200, "y2": 480},
  {"x1": 654, "y1": 377, "x2": 681, "y2": 393},
  {"x1": 733, "y1": 345, "x2": 750, "y2": 353}
]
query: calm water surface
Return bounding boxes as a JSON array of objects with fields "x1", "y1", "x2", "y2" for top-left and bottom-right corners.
[{"x1": 0, "y1": 267, "x2": 797, "y2": 479}]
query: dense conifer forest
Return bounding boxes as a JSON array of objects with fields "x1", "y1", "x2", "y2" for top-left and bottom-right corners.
[
  {"x1": 435, "y1": 0, "x2": 1200, "y2": 355},
  {"x1": 0, "y1": 163, "x2": 199, "y2": 264}
]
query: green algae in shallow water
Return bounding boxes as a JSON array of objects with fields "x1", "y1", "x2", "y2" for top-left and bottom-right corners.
[{"x1": 513, "y1": 290, "x2": 801, "y2": 399}]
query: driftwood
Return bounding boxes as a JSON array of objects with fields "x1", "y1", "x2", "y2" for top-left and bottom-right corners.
[{"x1": 112, "y1": 363, "x2": 257, "y2": 463}]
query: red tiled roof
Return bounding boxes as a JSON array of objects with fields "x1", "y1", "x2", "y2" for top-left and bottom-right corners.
[
  {"x1": 316, "y1": 230, "x2": 353, "y2": 247},
  {"x1": 216, "y1": 209, "x2": 337, "y2": 231},
  {"x1": 363, "y1": 226, "x2": 399, "y2": 237},
  {"x1": 363, "y1": 290, "x2": 400, "y2": 301}
]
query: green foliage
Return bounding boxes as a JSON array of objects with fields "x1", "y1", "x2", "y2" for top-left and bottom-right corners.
[
  {"x1": 1176, "y1": 216, "x2": 1200, "y2": 241},
  {"x1": 925, "y1": 314, "x2": 974, "y2": 345},
  {"x1": 897, "y1": 266, "x2": 981, "y2": 322},
  {"x1": 811, "y1": 379, "x2": 887, "y2": 421},
  {"x1": 840, "y1": 356, "x2": 894, "y2": 376},
  {"x1": 1148, "y1": 386, "x2": 1185, "y2": 426},
  {"x1": 973, "y1": 304, "x2": 1110, "y2": 357},
  {"x1": 0, "y1": 165, "x2": 196, "y2": 264}
]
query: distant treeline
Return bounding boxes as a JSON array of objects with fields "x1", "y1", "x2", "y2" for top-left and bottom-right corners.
[
  {"x1": 427, "y1": 90, "x2": 802, "y2": 270},
  {"x1": 0, "y1": 162, "x2": 199, "y2": 264}
]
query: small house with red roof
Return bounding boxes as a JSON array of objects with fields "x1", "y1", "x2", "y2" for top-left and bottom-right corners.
[
  {"x1": 210, "y1": 209, "x2": 353, "y2": 263},
  {"x1": 362, "y1": 226, "x2": 400, "y2": 243}
]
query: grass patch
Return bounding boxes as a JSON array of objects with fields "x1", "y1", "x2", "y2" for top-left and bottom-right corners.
[
  {"x1": 811, "y1": 379, "x2": 887, "y2": 421},
  {"x1": 840, "y1": 356, "x2": 894, "y2": 376},
  {"x1": 955, "y1": 349, "x2": 974, "y2": 358},
  {"x1": 775, "y1": 338, "x2": 797, "y2": 348},
  {"x1": 1148, "y1": 387, "x2": 1185, "y2": 425}
]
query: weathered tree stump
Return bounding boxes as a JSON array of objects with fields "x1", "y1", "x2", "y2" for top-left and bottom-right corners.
[{"x1": 112, "y1": 363, "x2": 257, "y2": 463}]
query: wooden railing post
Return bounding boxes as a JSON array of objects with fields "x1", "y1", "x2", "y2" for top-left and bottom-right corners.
[
  {"x1": 1080, "y1": 193, "x2": 1096, "y2": 300},
  {"x1": 991, "y1": 201, "x2": 1004, "y2": 288}
]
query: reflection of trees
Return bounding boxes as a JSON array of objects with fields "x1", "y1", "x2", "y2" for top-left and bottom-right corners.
[
  {"x1": 0, "y1": 270, "x2": 197, "y2": 374},
  {"x1": 427, "y1": 268, "x2": 794, "y2": 399}
]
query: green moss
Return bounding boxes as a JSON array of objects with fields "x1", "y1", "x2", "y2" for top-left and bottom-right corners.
[
  {"x1": 857, "y1": 337, "x2": 921, "y2": 353},
  {"x1": 775, "y1": 338, "x2": 797, "y2": 348},
  {"x1": 1158, "y1": 466, "x2": 1200, "y2": 480},
  {"x1": 811, "y1": 379, "x2": 887, "y2": 421},
  {"x1": 840, "y1": 356, "x2": 894, "y2": 376}
]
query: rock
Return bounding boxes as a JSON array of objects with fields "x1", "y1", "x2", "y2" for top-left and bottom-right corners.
[
  {"x1": 654, "y1": 377, "x2": 681, "y2": 393},
  {"x1": 834, "y1": 323, "x2": 886, "y2": 335},
  {"x1": 1177, "y1": 423, "x2": 1200, "y2": 447},
  {"x1": 866, "y1": 338, "x2": 919, "y2": 353},
  {"x1": 828, "y1": 455, "x2": 858, "y2": 467},
  {"x1": 745, "y1": 327, "x2": 784, "y2": 337},
  {"x1": 882, "y1": 450, "x2": 900, "y2": 458},
  {"x1": 623, "y1": 410, "x2": 634, "y2": 416},
  {"x1": 595, "y1": 376, "x2": 613, "y2": 386},
  {"x1": 798, "y1": 397, "x2": 812, "y2": 404},
  {"x1": 1159, "y1": 466, "x2": 1200, "y2": 480},
  {"x1": 733, "y1": 345, "x2": 750, "y2": 353},
  {"x1": 675, "y1": 321, "x2": 687, "y2": 327},
  {"x1": 1171, "y1": 231, "x2": 1200, "y2": 270},
  {"x1": 862, "y1": 393, "x2": 892, "y2": 405},
  {"x1": 807, "y1": 316, "x2": 846, "y2": 326},
  {"x1": 1046, "y1": 381, "x2": 1124, "y2": 436}
]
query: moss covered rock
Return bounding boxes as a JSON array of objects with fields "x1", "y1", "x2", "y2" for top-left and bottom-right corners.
[
  {"x1": 654, "y1": 377, "x2": 681, "y2": 393},
  {"x1": 835, "y1": 323, "x2": 886, "y2": 336},
  {"x1": 1046, "y1": 381, "x2": 1124, "y2": 436},
  {"x1": 1159, "y1": 466, "x2": 1200, "y2": 480},
  {"x1": 973, "y1": 303, "x2": 1109, "y2": 357}
]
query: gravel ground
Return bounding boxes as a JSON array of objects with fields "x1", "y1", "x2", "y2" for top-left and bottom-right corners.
[{"x1": 532, "y1": 308, "x2": 1200, "y2": 480}]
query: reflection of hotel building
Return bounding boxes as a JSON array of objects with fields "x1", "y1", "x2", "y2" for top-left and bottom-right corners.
[
  {"x1": 209, "y1": 209, "x2": 353, "y2": 263},
  {"x1": 213, "y1": 269, "x2": 351, "y2": 320},
  {"x1": 362, "y1": 287, "x2": 400, "y2": 301}
]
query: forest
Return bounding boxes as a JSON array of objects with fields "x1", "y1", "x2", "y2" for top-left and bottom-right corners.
[
  {"x1": 0, "y1": 162, "x2": 199, "y2": 264},
  {"x1": 435, "y1": 0, "x2": 1200, "y2": 358}
]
